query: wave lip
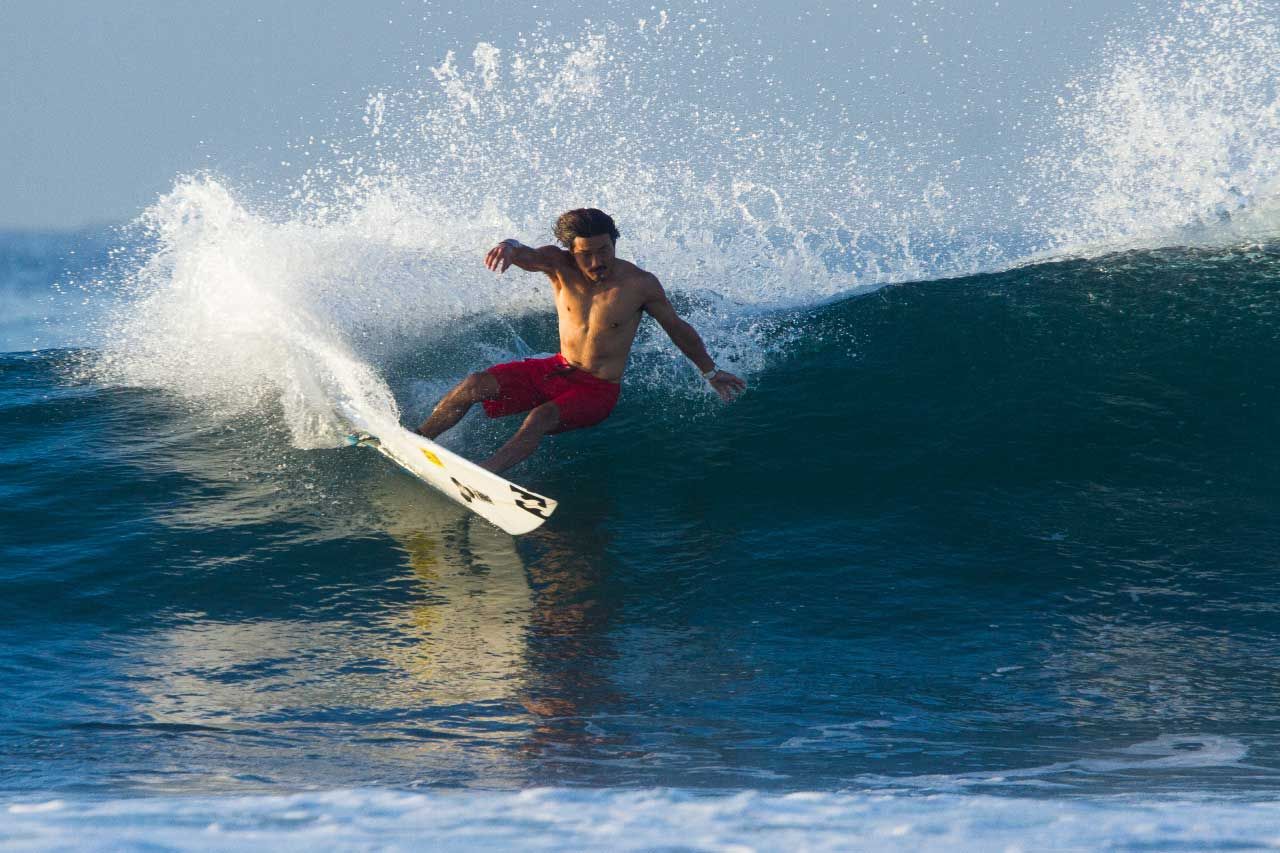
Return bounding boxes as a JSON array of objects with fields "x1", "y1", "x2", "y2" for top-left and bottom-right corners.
[{"x1": 1033, "y1": 0, "x2": 1280, "y2": 257}]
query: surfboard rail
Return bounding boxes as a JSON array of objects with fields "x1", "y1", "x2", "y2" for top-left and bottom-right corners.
[{"x1": 339, "y1": 403, "x2": 557, "y2": 536}]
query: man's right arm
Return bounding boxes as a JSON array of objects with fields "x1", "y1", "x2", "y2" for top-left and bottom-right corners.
[{"x1": 485, "y1": 239, "x2": 566, "y2": 275}]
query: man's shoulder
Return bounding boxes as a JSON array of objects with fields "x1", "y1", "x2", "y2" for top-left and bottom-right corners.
[
  {"x1": 531, "y1": 245, "x2": 574, "y2": 281},
  {"x1": 617, "y1": 260, "x2": 659, "y2": 288},
  {"x1": 535, "y1": 244, "x2": 573, "y2": 264}
]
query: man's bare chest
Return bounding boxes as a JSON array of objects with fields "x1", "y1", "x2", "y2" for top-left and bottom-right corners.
[{"x1": 555, "y1": 285, "x2": 643, "y2": 335}]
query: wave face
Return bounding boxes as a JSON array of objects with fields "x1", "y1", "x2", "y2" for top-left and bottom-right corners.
[
  {"x1": 5, "y1": 241, "x2": 1280, "y2": 802},
  {"x1": 59, "y1": 1, "x2": 1279, "y2": 453},
  {"x1": 3, "y1": 1, "x2": 1280, "y2": 848}
]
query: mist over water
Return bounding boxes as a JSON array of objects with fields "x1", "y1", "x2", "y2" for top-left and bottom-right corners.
[
  {"x1": 1035, "y1": 0, "x2": 1280, "y2": 252},
  {"x1": 73, "y1": 1, "x2": 1280, "y2": 454}
]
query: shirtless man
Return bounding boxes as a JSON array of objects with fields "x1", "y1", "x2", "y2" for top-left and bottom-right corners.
[{"x1": 415, "y1": 208, "x2": 746, "y2": 473}]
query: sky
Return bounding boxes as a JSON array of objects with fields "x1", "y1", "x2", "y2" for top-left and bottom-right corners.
[{"x1": 1, "y1": 0, "x2": 1151, "y2": 231}]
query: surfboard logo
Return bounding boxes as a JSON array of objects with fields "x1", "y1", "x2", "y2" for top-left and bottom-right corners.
[
  {"x1": 421, "y1": 448, "x2": 444, "y2": 468},
  {"x1": 510, "y1": 485, "x2": 551, "y2": 519},
  {"x1": 451, "y1": 477, "x2": 494, "y2": 505}
]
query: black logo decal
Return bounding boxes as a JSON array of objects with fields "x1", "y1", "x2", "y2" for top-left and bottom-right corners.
[
  {"x1": 451, "y1": 477, "x2": 494, "y2": 505},
  {"x1": 510, "y1": 484, "x2": 550, "y2": 518}
]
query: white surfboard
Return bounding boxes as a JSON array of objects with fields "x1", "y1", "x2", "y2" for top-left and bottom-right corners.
[{"x1": 339, "y1": 403, "x2": 557, "y2": 536}]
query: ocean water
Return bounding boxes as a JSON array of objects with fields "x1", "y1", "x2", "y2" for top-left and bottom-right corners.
[{"x1": 5, "y1": 3, "x2": 1280, "y2": 850}]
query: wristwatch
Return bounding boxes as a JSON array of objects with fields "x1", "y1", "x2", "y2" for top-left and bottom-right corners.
[{"x1": 702, "y1": 366, "x2": 719, "y2": 380}]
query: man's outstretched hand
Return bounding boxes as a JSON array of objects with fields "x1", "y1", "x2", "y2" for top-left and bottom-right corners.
[
  {"x1": 485, "y1": 241, "x2": 517, "y2": 273},
  {"x1": 709, "y1": 370, "x2": 747, "y2": 402}
]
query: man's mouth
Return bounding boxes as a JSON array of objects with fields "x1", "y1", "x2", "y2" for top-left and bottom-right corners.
[{"x1": 591, "y1": 267, "x2": 607, "y2": 276}]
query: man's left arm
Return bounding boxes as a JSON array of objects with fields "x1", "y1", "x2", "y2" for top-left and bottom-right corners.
[{"x1": 642, "y1": 276, "x2": 746, "y2": 402}]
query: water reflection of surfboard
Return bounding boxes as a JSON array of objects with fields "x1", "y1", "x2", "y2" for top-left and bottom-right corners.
[
  {"x1": 128, "y1": 476, "x2": 536, "y2": 731},
  {"x1": 340, "y1": 403, "x2": 556, "y2": 535}
]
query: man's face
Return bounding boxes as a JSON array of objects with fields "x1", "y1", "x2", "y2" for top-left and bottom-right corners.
[{"x1": 571, "y1": 234, "x2": 616, "y2": 282}]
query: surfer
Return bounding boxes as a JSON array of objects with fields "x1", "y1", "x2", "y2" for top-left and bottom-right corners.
[{"x1": 416, "y1": 208, "x2": 746, "y2": 472}]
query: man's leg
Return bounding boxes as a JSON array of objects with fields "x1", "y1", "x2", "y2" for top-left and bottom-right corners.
[
  {"x1": 480, "y1": 402, "x2": 560, "y2": 473},
  {"x1": 416, "y1": 372, "x2": 500, "y2": 439}
]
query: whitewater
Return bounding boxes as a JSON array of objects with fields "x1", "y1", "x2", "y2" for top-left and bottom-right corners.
[{"x1": 3, "y1": 1, "x2": 1280, "y2": 849}]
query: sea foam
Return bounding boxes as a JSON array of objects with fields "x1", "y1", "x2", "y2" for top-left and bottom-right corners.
[
  {"x1": 85, "y1": 3, "x2": 1280, "y2": 448},
  {"x1": 4, "y1": 787, "x2": 1280, "y2": 852}
]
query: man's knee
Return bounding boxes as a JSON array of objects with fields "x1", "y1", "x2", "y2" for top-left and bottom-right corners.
[
  {"x1": 519, "y1": 402, "x2": 561, "y2": 435},
  {"x1": 461, "y1": 371, "x2": 499, "y2": 403}
]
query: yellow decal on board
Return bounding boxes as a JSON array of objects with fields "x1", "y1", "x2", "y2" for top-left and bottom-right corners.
[{"x1": 421, "y1": 448, "x2": 444, "y2": 468}]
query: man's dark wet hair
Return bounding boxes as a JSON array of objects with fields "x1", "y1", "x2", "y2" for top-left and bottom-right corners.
[{"x1": 554, "y1": 208, "x2": 620, "y2": 248}]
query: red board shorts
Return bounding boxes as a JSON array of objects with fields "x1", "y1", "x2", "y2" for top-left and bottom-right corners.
[{"x1": 481, "y1": 354, "x2": 621, "y2": 434}]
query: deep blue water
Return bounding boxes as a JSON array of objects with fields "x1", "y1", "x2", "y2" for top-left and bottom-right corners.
[{"x1": 2, "y1": 228, "x2": 1280, "y2": 847}]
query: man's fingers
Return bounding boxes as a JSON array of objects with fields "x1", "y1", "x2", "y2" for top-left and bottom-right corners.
[
  {"x1": 710, "y1": 373, "x2": 746, "y2": 402},
  {"x1": 484, "y1": 244, "x2": 506, "y2": 272}
]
